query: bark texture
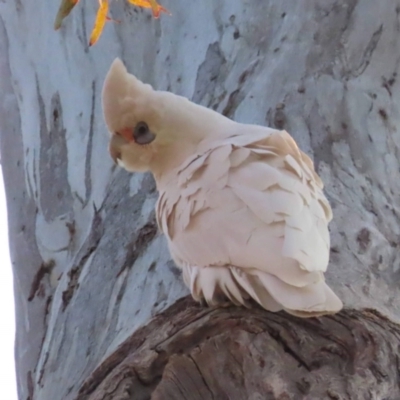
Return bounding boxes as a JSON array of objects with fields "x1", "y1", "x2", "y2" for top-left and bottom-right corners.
[
  {"x1": 76, "y1": 298, "x2": 400, "y2": 400},
  {"x1": 0, "y1": 0, "x2": 400, "y2": 399}
]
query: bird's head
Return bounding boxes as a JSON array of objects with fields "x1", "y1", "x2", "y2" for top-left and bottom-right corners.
[{"x1": 102, "y1": 58, "x2": 233, "y2": 177}]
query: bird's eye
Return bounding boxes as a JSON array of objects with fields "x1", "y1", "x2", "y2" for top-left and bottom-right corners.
[{"x1": 133, "y1": 121, "x2": 156, "y2": 145}]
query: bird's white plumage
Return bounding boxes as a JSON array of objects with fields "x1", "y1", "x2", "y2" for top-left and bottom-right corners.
[
  {"x1": 155, "y1": 128, "x2": 341, "y2": 316},
  {"x1": 103, "y1": 58, "x2": 343, "y2": 317}
]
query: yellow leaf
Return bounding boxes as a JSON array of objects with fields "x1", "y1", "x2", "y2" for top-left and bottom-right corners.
[
  {"x1": 54, "y1": 0, "x2": 80, "y2": 30},
  {"x1": 127, "y1": 0, "x2": 170, "y2": 18},
  {"x1": 89, "y1": 0, "x2": 109, "y2": 46}
]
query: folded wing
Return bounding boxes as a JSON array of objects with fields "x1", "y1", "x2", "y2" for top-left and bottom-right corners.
[{"x1": 156, "y1": 127, "x2": 342, "y2": 316}]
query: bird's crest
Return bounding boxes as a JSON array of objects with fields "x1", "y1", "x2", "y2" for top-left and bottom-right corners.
[{"x1": 102, "y1": 58, "x2": 152, "y2": 134}]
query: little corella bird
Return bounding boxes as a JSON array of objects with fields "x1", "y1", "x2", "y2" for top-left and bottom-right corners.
[{"x1": 102, "y1": 58, "x2": 343, "y2": 317}]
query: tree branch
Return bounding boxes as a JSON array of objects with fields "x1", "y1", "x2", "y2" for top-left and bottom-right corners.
[{"x1": 77, "y1": 298, "x2": 400, "y2": 400}]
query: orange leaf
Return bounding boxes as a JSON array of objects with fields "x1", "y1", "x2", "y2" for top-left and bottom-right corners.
[
  {"x1": 89, "y1": 0, "x2": 109, "y2": 46},
  {"x1": 127, "y1": 0, "x2": 170, "y2": 18},
  {"x1": 54, "y1": 0, "x2": 80, "y2": 30}
]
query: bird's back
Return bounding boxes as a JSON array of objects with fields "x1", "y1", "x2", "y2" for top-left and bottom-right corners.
[{"x1": 156, "y1": 126, "x2": 342, "y2": 317}]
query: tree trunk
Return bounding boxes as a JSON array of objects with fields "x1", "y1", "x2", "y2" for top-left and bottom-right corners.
[{"x1": 0, "y1": 0, "x2": 399, "y2": 399}]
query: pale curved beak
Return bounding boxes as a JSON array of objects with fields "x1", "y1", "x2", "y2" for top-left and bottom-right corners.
[{"x1": 109, "y1": 134, "x2": 129, "y2": 164}]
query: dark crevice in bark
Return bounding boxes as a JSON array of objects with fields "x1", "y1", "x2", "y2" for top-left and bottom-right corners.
[
  {"x1": 76, "y1": 298, "x2": 400, "y2": 400},
  {"x1": 28, "y1": 259, "x2": 55, "y2": 301},
  {"x1": 349, "y1": 23, "x2": 383, "y2": 78},
  {"x1": 84, "y1": 80, "x2": 96, "y2": 207},
  {"x1": 116, "y1": 217, "x2": 158, "y2": 277},
  {"x1": 62, "y1": 207, "x2": 103, "y2": 311},
  {"x1": 186, "y1": 354, "x2": 215, "y2": 400},
  {"x1": 265, "y1": 326, "x2": 311, "y2": 372},
  {"x1": 38, "y1": 87, "x2": 73, "y2": 222},
  {"x1": 221, "y1": 58, "x2": 260, "y2": 118}
]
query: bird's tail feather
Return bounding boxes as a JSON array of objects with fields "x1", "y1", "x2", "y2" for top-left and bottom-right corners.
[{"x1": 182, "y1": 265, "x2": 342, "y2": 317}]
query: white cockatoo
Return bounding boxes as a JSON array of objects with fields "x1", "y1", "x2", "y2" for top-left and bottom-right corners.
[{"x1": 102, "y1": 58, "x2": 343, "y2": 317}]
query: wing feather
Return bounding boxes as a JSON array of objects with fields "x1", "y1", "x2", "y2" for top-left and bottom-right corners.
[{"x1": 157, "y1": 127, "x2": 341, "y2": 316}]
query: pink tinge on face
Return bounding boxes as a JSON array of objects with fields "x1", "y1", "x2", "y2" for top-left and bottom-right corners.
[{"x1": 118, "y1": 127, "x2": 133, "y2": 143}]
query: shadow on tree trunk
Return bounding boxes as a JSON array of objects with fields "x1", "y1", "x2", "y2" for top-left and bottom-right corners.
[{"x1": 77, "y1": 297, "x2": 400, "y2": 400}]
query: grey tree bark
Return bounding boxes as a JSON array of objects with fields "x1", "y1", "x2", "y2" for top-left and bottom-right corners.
[{"x1": 0, "y1": 0, "x2": 400, "y2": 399}]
